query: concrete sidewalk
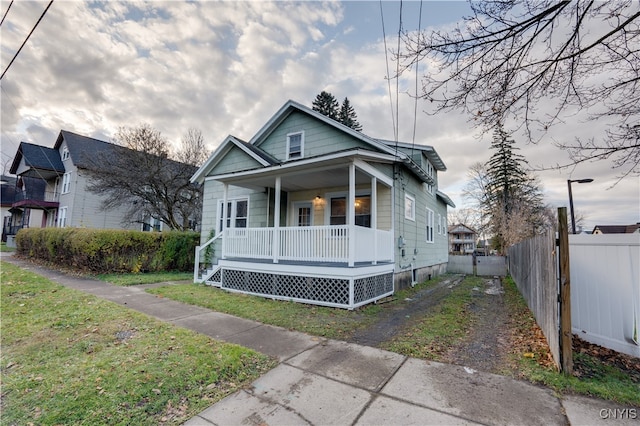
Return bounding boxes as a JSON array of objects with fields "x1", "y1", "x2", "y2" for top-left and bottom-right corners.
[{"x1": 2, "y1": 253, "x2": 637, "y2": 425}]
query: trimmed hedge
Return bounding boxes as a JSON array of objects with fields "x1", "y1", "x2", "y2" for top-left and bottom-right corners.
[{"x1": 15, "y1": 228, "x2": 199, "y2": 274}]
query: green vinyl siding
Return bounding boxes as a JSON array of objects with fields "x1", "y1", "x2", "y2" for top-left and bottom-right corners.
[
  {"x1": 394, "y1": 164, "x2": 449, "y2": 270},
  {"x1": 257, "y1": 111, "x2": 371, "y2": 161},
  {"x1": 209, "y1": 145, "x2": 263, "y2": 176}
]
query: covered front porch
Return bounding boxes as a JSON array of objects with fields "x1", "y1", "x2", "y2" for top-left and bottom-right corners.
[{"x1": 194, "y1": 151, "x2": 398, "y2": 309}]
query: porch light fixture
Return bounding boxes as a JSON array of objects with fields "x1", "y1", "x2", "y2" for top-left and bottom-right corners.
[{"x1": 567, "y1": 178, "x2": 594, "y2": 234}]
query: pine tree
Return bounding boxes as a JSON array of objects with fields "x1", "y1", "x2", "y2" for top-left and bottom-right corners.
[
  {"x1": 484, "y1": 123, "x2": 545, "y2": 252},
  {"x1": 312, "y1": 91, "x2": 339, "y2": 120},
  {"x1": 338, "y1": 97, "x2": 362, "y2": 132},
  {"x1": 485, "y1": 124, "x2": 531, "y2": 213}
]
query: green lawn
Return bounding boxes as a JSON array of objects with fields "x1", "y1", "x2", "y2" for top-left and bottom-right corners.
[
  {"x1": 94, "y1": 271, "x2": 193, "y2": 286},
  {"x1": 0, "y1": 261, "x2": 276, "y2": 425},
  {"x1": 149, "y1": 275, "x2": 639, "y2": 407}
]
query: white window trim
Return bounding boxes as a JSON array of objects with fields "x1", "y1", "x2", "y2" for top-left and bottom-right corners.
[
  {"x1": 61, "y1": 146, "x2": 70, "y2": 161},
  {"x1": 286, "y1": 131, "x2": 304, "y2": 160},
  {"x1": 217, "y1": 197, "x2": 249, "y2": 233},
  {"x1": 292, "y1": 201, "x2": 314, "y2": 227},
  {"x1": 57, "y1": 207, "x2": 67, "y2": 228},
  {"x1": 426, "y1": 208, "x2": 434, "y2": 243},
  {"x1": 437, "y1": 213, "x2": 442, "y2": 235},
  {"x1": 61, "y1": 172, "x2": 71, "y2": 194},
  {"x1": 405, "y1": 194, "x2": 415, "y2": 221}
]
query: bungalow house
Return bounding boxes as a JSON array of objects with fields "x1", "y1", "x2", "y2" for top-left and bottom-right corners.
[
  {"x1": 448, "y1": 223, "x2": 477, "y2": 254},
  {"x1": 592, "y1": 224, "x2": 640, "y2": 234},
  {"x1": 7, "y1": 130, "x2": 192, "y2": 238},
  {"x1": 191, "y1": 100, "x2": 455, "y2": 309}
]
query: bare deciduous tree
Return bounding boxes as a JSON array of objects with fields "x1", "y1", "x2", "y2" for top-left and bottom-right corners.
[
  {"x1": 401, "y1": 1, "x2": 640, "y2": 180},
  {"x1": 85, "y1": 124, "x2": 205, "y2": 231}
]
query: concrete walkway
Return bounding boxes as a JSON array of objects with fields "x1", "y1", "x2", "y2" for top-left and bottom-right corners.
[{"x1": 2, "y1": 253, "x2": 637, "y2": 425}]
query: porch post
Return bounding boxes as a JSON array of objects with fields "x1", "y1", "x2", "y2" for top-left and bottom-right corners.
[
  {"x1": 371, "y1": 176, "x2": 377, "y2": 265},
  {"x1": 221, "y1": 183, "x2": 228, "y2": 260},
  {"x1": 273, "y1": 176, "x2": 281, "y2": 263},
  {"x1": 348, "y1": 162, "x2": 355, "y2": 267}
]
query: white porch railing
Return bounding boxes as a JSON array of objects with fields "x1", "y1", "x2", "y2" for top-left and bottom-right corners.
[{"x1": 224, "y1": 225, "x2": 393, "y2": 264}]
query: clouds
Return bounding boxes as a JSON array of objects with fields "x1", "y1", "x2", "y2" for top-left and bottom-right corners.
[{"x1": 0, "y1": 1, "x2": 637, "y2": 229}]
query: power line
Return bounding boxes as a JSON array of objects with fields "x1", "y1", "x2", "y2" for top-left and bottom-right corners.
[
  {"x1": 0, "y1": 0, "x2": 14, "y2": 27},
  {"x1": 412, "y1": 0, "x2": 423, "y2": 146},
  {"x1": 395, "y1": 0, "x2": 402, "y2": 146},
  {"x1": 0, "y1": 0, "x2": 54, "y2": 81},
  {"x1": 379, "y1": 0, "x2": 397, "y2": 143}
]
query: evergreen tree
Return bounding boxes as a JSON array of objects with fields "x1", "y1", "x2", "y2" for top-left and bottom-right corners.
[
  {"x1": 338, "y1": 97, "x2": 362, "y2": 132},
  {"x1": 312, "y1": 91, "x2": 339, "y2": 120},
  {"x1": 485, "y1": 124, "x2": 531, "y2": 213},
  {"x1": 483, "y1": 123, "x2": 546, "y2": 252}
]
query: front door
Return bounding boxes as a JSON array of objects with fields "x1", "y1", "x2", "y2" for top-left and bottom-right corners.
[{"x1": 294, "y1": 202, "x2": 312, "y2": 226}]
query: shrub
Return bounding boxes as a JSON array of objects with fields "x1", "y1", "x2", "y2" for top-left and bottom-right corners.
[{"x1": 15, "y1": 228, "x2": 199, "y2": 274}]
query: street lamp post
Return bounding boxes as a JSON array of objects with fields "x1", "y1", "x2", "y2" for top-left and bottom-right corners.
[{"x1": 567, "y1": 178, "x2": 594, "y2": 234}]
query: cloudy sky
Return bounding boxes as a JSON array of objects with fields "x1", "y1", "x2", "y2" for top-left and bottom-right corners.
[{"x1": 1, "y1": 0, "x2": 638, "y2": 231}]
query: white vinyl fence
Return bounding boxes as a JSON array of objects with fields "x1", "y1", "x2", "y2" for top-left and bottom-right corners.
[{"x1": 569, "y1": 233, "x2": 640, "y2": 358}]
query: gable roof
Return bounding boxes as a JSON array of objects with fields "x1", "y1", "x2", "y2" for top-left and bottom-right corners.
[
  {"x1": 592, "y1": 224, "x2": 640, "y2": 234},
  {"x1": 9, "y1": 142, "x2": 65, "y2": 176},
  {"x1": 54, "y1": 130, "x2": 121, "y2": 170},
  {"x1": 192, "y1": 100, "x2": 448, "y2": 186},
  {"x1": 191, "y1": 135, "x2": 278, "y2": 184},
  {"x1": 448, "y1": 223, "x2": 476, "y2": 234}
]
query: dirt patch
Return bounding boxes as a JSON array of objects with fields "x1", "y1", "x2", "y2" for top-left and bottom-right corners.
[
  {"x1": 440, "y1": 278, "x2": 512, "y2": 374},
  {"x1": 347, "y1": 275, "x2": 465, "y2": 347}
]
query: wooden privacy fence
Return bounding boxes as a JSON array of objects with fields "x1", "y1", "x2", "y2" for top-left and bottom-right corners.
[{"x1": 508, "y1": 228, "x2": 561, "y2": 370}]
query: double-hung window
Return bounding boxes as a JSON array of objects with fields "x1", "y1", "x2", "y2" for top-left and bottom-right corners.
[
  {"x1": 57, "y1": 207, "x2": 67, "y2": 228},
  {"x1": 286, "y1": 132, "x2": 304, "y2": 160},
  {"x1": 61, "y1": 172, "x2": 71, "y2": 194},
  {"x1": 61, "y1": 147, "x2": 70, "y2": 161},
  {"x1": 217, "y1": 198, "x2": 248, "y2": 233},
  {"x1": 329, "y1": 195, "x2": 371, "y2": 227},
  {"x1": 426, "y1": 208, "x2": 434, "y2": 243},
  {"x1": 405, "y1": 195, "x2": 415, "y2": 221}
]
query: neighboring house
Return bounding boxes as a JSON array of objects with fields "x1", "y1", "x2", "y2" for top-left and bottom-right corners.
[
  {"x1": 448, "y1": 223, "x2": 476, "y2": 254},
  {"x1": 191, "y1": 100, "x2": 455, "y2": 309},
  {"x1": 7, "y1": 130, "x2": 197, "y2": 237},
  {"x1": 1, "y1": 175, "x2": 17, "y2": 242},
  {"x1": 592, "y1": 224, "x2": 640, "y2": 234}
]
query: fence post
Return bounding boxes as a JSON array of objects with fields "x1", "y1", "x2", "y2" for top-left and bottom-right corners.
[{"x1": 558, "y1": 207, "x2": 573, "y2": 374}]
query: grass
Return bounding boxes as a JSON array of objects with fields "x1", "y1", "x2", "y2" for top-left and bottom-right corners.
[
  {"x1": 94, "y1": 271, "x2": 192, "y2": 286},
  {"x1": 148, "y1": 283, "x2": 383, "y2": 340},
  {"x1": 0, "y1": 261, "x2": 276, "y2": 425},
  {"x1": 151, "y1": 274, "x2": 639, "y2": 406},
  {"x1": 502, "y1": 276, "x2": 640, "y2": 406},
  {"x1": 0, "y1": 242, "x2": 15, "y2": 252}
]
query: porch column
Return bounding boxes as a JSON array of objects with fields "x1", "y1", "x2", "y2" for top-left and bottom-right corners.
[
  {"x1": 273, "y1": 176, "x2": 281, "y2": 263},
  {"x1": 371, "y1": 176, "x2": 377, "y2": 265},
  {"x1": 221, "y1": 183, "x2": 228, "y2": 260},
  {"x1": 348, "y1": 162, "x2": 355, "y2": 267}
]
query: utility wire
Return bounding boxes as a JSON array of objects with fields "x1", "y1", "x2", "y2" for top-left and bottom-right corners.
[
  {"x1": 379, "y1": 0, "x2": 397, "y2": 143},
  {"x1": 0, "y1": 0, "x2": 54, "y2": 81},
  {"x1": 412, "y1": 0, "x2": 423, "y2": 146},
  {"x1": 0, "y1": 0, "x2": 14, "y2": 27},
  {"x1": 395, "y1": 0, "x2": 402, "y2": 146}
]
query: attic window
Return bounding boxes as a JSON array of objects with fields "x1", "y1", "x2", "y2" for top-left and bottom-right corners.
[
  {"x1": 287, "y1": 131, "x2": 304, "y2": 160},
  {"x1": 61, "y1": 147, "x2": 70, "y2": 161}
]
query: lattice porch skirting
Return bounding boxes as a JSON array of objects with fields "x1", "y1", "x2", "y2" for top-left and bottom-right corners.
[{"x1": 220, "y1": 268, "x2": 394, "y2": 310}]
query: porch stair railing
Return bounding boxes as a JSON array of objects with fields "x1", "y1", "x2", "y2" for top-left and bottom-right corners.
[{"x1": 194, "y1": 232, "x2": 223, "y2": 286}]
